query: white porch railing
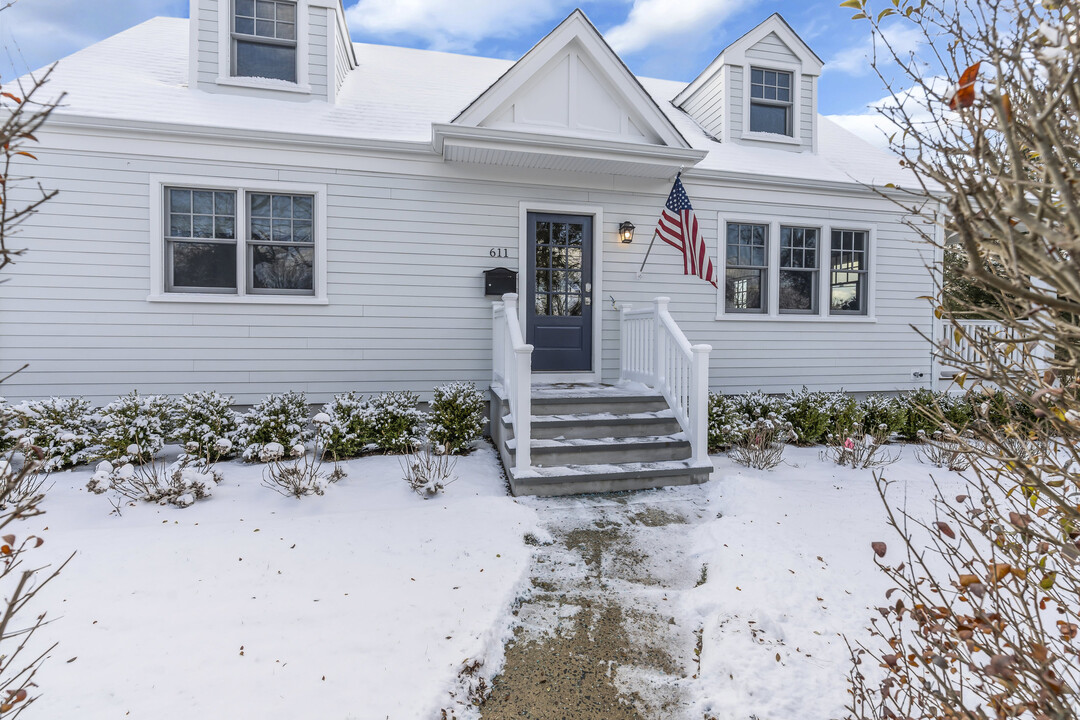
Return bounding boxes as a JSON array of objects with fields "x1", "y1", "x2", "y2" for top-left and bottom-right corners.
[
  {"x1": 619, "y1": 297, "x2": 712, "y2": 465},
  {"x1": 935, "y1": 319, "x2": 1051, "y2": 383},
  {"x1": 492, "y1": 293, "x2": 533, "y2": 471}
]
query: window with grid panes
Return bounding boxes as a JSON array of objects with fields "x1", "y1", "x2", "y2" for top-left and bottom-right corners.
[
  {"x1": 749, "y1": 67, "x2": 793, "y2": 136},
  {"x1": 830, "y1": 229, "x2": 868, "y2": 314},
  {"x1": 248, "y1": 193, "x2": 315, "y2": 294},
  {"x1": 779, "y1": 226, "x2": 818, "y2": 313},
  {"x1": 725, "y1": 222, "x2": 768, "y2": 312},
  {"x1": 233, "y1": 0, "x2": 297, "y2": 82},
  {"x1": 165, "y1": 188, "x2": 237, "y2": 292},
  {"x1": 533, "y1": 220, "x2": 584, "y2": 317}
]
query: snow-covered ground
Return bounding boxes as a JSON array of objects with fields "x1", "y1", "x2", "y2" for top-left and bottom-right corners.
[
  {"x1": 686, "y1": 445, "x2": 969, "y2": 719},
  {"x1": 14, "y1": 442, "x2": 968, "y2": 720},
  {"x1": 23, "y1": 445, "x2": 540, "y2": 720}
]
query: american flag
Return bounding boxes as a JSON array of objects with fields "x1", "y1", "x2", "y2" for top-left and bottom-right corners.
[{"x1": 655, "y1": 175, "x2": 717, "y2": 288}]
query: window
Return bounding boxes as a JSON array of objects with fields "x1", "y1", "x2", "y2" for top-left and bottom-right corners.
[
  {"x1": 725, "y1": 223, "x2": 767, "y2": 312},
  {"x1": 162, "y1": 185, "x2": 317, "y2": 298},
  {"x1": 248, "y1": 193, "x2": 315, "y2": 294},
  {"x1": 165, "y1": 188, "x2": 237, "y2": 293},
  {"x1": 233, "y1": 0, "x2": 297, "y2": 82},
  {"x1": 779, "y1": 226, "x2": 818, "y2": 313},
  {"x1": 749, "y1": 68, "x2": 792, "y2": 136},
  {"x1": 830, "y1": 229, "x2": 868, "y2": 314}
]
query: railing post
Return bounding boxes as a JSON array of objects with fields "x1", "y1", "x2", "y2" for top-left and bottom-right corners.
[
  {"x1": 492, "y1": 300, "x2": 504, "y2": 387},
  {"x1": 689, "y1": 343, "x2": 712, "y2": 465},
  {"x1": 654, "y1": 297, "x2": 669, "y2": 382},
  {"x1": 619, "y1": 303, "x2": 632, "y2": 383},
  {"x1": 515, "y1": 346, "x2": 532, "y2": 471}
]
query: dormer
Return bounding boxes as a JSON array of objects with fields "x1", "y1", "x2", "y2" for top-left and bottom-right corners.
[
  {"x1": 433, "y1": 10, "x2": 705, "y2": 178},
  {"x1": 673, "y1": 14, "x2": 823, "y2": 152},
  {"x1": 187, "y1": 0, "x2": 356, "y2": 102}
]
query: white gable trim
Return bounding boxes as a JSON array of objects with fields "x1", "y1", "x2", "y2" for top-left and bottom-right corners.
[
  {"x1": 674, "y1": 13, "x2": 822, "y2": 109},
  {"x1": 454, "y1": 10, "x2": 691, "y2": 151}
]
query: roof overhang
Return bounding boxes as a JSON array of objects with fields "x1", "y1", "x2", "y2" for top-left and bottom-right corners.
[{"x1": 432, "y1": 124, "x2": 706, "y2": 178}]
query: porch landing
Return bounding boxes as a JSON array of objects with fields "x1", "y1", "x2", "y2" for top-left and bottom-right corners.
[{"x1": 490, "y1": 382, "x2": 714, "y2": 497}]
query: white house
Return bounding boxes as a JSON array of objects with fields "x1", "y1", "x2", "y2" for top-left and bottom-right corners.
[{"x1": 0, "y1": 4, "x2": 941, "y2": 493}]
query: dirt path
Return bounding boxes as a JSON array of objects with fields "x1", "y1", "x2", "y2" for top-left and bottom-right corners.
[{"x1": 478, "y1": 488, "x2": 712, "y2": 719}]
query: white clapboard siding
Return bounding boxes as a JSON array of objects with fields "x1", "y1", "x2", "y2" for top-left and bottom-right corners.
[
  {"x1": 0, "y1": 127, "x2": 936, "y2": 404},
  {"x1": 309, "y1": 6, "x2": 329, "y2": 100},
  {"x1": 195, "y1": 0, "x2": 219, "y2": 90}
]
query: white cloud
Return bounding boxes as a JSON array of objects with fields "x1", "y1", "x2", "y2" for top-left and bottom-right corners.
[
  {"x1": 826, "y1": 78, "x2": 950, "y2": 150},
  {"x1": 604, "y1": 0, "x2": 750, "y2": 55},
  {"x1": 0, "y1": 0, "x2": 184, "y2": 77},
  {"x1": 345, "y1": 0, "x2": 570, "y2": 52},
  {"x1": 826, "y1": 23, "x2": 923, "y2": 76}
]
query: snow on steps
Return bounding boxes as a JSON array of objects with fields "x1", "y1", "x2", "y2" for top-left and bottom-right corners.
[{"x1": 489, "y1": 382, "x2": 712, "y2": 497}]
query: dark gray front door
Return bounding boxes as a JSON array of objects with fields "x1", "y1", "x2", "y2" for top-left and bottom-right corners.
[{"x1": 526, "y1": 213, "x2": 593, "y2": 372}]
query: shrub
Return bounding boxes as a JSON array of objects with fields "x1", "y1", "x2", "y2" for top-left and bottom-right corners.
[
  {"x1": 782, "y1": 387, "x2": 831, "y2": 445},
  {"x1": 731, "y1": 390, "x2": 786, "y2": 421},
  {"x1": 823, "y1": 421, "x2": 899, "y2": 469},
  {"x1": 236, "y1": 391, "x2": 313, "y2": 462},
  {"x1": 859, "y1": 394, "x2": 907, "y2": 439},
  {"x1": 898, "y1": 389, "x2": 973, "y2": 441},
  {"x1": 98, "y1": 391, "x2": 175, "y2": 464},
  {"x1": 262, "y1": 415, "x2": 346, "y2": 498},
  {"x1": 317, "y1": 392, "x2": 375, "y2": 461},
  {"x1": 173, "y1": 391, "x2": 239, "y2": 463},
  {"x1": 400, "y1": 442, "x2": 455, "y2": 498},
  {"x1": 707, "y1": 392, "x2": 749, "y2": 452},
  {"x1": 728, "y1": 415, "x2": 794, "y2": 470},
  {"x1": 0, "y1": 397, "x2": 14, "y2": 453},
  {"x1": 8, "y1": 397, "x2": 100, "y2": 471},
  {"x1": 88, "y1": 457, "x2": 219, "y2": 510},
  {"x1": 368, "y1": 391, "x2": 425, "y2": 453},
  {"x1": 821, "y1": 391, "x2": 865, "y2": 435},
  {"x1": 427, "y1": 382, "x2": 486, "y2": 455}
]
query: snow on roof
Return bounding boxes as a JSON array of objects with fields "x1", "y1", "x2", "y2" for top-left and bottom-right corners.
[{"x1": 32, "y1": 16, "x2": 915, "y2": 189}]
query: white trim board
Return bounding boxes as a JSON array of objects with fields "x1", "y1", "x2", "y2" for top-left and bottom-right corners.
[{"x1": 518, "y1": 200, "x2": 605, "y2": 384}]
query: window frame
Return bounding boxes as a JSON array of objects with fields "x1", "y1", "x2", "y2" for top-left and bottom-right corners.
[
  {"x1": 748, "y1": 67, "x2": 793, "y2": 137},
  {"x1": 231, "y1": 0, "x2": 298, "y2": 83},
  {"x1": 829, "y1": 228, "x2": 870, "y2": 316},
  {"x1": 739, "y1": 60, "x2": 804, "y2": 147},
  {"x1": 724, "y1": 221, "x2": 769, "y2": 314},
  {"x1": 778, "y1": 225, "x2": 819, "y2": 315},
  {"x1": 716, "y1": 212, "x2": 876, "y2": 322},
  {"x1": 149, "y1": 176, "x2": 328, "y2": 305},
  {"x1": 163, "y1": 187, "x2": 240, "y2": 294},
  {"x1": 216, "y1": 0, "x2": 311, "y2": 94}
]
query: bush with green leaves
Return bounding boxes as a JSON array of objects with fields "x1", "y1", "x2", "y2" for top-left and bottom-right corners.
[
  {"x1": 98, "y1": 391, "x2": 175, "y2": 464},
  {"x1": 707, "y1": 392, "x2": 749, "y2": 452},
  {"x1": 7, "y1": 396, "x2": 100, "y2": 471},
  {"x1": 236, "y1": 391, "x2": 313, "y2": 462},
  {"x1": 0, "y1": 397, "x2": 13, "y2": 453},
  {"x1": 821, "y1": 392, "x2": 865, "y2": 435},
  {"x1": 782, "y1": 387, "x2": 832, "y2": 445},
  {"x1": 317, "y1": 392, "x2": 375, "y2": 461},
  {"x1": 859, "y1": 394, "x2": 907, "y2": 438},
  {"x1": 897, "y1": 389, "x2": 973, "y2": 441},
  {"x1": 173, "y1": 391, "x2": 239, "y2": 463},
  {"x1": 731, "y1": 390, "x2": 786, "y2": 421},
  {"x1": 427, "y1": 382, "x2": 486, "y2": 455},
  {"x1": 369, "y1": 391, "x2": 425, "y2": 453}
]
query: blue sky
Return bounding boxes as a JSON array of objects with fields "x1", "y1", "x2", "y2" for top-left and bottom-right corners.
[{"x1": 0, "y1": 0, "x2": 916, "y2": 138}]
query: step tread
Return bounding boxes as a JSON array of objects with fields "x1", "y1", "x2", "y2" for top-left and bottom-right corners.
[
  {"x1": 531, "y1": 409, "x2": 676, "y2": 423},
  {"x1": 511, "y1": 458, "x2": 712, "y2": 483},
  {"x1": 530, "y1": 381, "x2": 660, "y2": 400},
  {"x1": 507, "y1": 433, "x2": 688, "y2": 451}
]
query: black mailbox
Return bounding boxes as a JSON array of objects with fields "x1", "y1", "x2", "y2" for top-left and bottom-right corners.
[{"x1": 484, "y1": 267, "x2": 518, "y2": 296}]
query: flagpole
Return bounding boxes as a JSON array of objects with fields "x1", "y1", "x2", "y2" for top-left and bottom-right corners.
[{"x1": 636, "y1": 229, "x2": 660, "y2": 278}]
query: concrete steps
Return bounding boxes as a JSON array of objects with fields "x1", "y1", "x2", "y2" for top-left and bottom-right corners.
[{"x1": 490, "y1": 382, "x2": 713, "y2": 497}]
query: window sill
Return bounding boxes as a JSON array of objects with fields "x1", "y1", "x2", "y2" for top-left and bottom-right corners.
[
  {"x1": 741, "y1": 131, "x2": 801, "y2": 146},
  {"x1": 215, "y1": 76, "x2": 312, "y2": 95},
  {"x1": 148, "y1": 293, "x2": 328, "y2": 306},
  {"x1": 715, "y1": 313, "x2": 876, "y2": 323}
]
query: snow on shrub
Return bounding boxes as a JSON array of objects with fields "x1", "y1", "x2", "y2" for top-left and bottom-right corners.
[
  {"x1": 236, "y1": 391, "x2": 313, "y2": 462},
  {"x1": 7, "y1": 397, "x2": 100, "y2": 471},
  {"x1": 728, "y1": 415, "x2": 794, "y2": 470},
  {"x1": 368, "y1": 391, "x2": 425, "y2": 454},
  {"x1": 782, "y1": 387, "x2": 832, "y2": 445},
  {"x1": 173, "y1": 391, "x2": 239, "y2": 463},
  {"x1": 823, "y1": 421, "x2": 899, "y2": 469},
  {"x1": 0, "y1": 397, "x2": 14, "y2": 453},
  {"x1": 317, "y1": 392, "x2": 375, "y2": 461},
  {"x1": 400, "y1": 443, "x2": 455, "y2": 498},
  {"x1": 427, "y1": 382, "x2": 486, "y2": 455},
  {"x1": 820, "y1": 392, "x2": 865, "y2": 436},
  {"x1": 707, "y1": 392, "x2": 748, "y2": 452},
  {"x1": 897, "y1": 389, "x2": 973, "y2": 441},
  {"x1": 859, "y1": 394, "x2": 907, "y2": 439},
  {"x1": 98, "y1": 391, "x2": 175, "y2": 464},
  {"x1": 87, "y1": 457, "x2": 219, "y2": 510},
  {"x1": 262, "y1": 414, "x2": 345, "y2": 498}
]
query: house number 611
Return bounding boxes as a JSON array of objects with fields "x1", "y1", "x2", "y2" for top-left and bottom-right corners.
[{"x1": 489, "y1": 248, "x2": 509, "y2": 258}]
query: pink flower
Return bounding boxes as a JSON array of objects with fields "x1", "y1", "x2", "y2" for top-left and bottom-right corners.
[{"x1": 843, "y1": 437, "x2": 855, "y2": 450}]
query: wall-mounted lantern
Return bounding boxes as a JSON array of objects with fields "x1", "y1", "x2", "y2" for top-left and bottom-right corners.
[{"x1": 619, "y1": 221, "x2": 636, "y2": 244}]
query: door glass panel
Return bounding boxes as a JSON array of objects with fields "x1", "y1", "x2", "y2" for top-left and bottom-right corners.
[
  {"x1": 536, "y1": 222, "x2": 550, "y2": 245},
  {"x1": 567, "y1": 224, "x2": 583, "y2": 246},
  {"x1": 533, "y1": 219, "x2": 587, "y2": 318},
  {"x1": 534, "y1": 294, "x2": 549, "y2": 315},
  {"x1": 567, "y1": 248, "x2": 582, "y2": 269}
]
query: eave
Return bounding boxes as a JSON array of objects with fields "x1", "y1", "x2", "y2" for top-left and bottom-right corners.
[{"x1": 432, "y1": 124, "x2": 706, "y2": 179}]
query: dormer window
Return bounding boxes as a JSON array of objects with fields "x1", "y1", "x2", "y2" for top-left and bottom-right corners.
[
  {"x1": 749, "y1": 68, "x2": 792, "y2": 136},
  {"x1": 232, "y1": 0, "x2": 297, "y2": 82}
]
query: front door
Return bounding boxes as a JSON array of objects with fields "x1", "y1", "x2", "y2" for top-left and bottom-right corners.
[{"x1": 526, "y1": 213, "x2": 593, "y2": 372}]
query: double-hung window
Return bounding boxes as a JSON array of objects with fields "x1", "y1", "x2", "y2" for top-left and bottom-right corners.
[
  {"x1": 830, "y1": 229, "x2": 868, "y2": 314},
  {"x1": 162, "y1": 185, "x2": 318, "y2": 298},
  {"x1": 233, "y1": 0, "x2": 297, "y2": 82},
  {"x1": 749, "y1": 68, "x2": 793, "y2": 136},
  {"x1": 725, "y1": 222, "x2": 768, "y2": 313},
  {"x1": 779, "y1": 226, "x2": 818, "y2": 313}
]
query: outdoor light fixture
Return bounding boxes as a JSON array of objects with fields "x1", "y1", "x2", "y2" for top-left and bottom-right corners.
[{"x1": 619, "y1": 221, "x2": 636, "y2": 243}]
